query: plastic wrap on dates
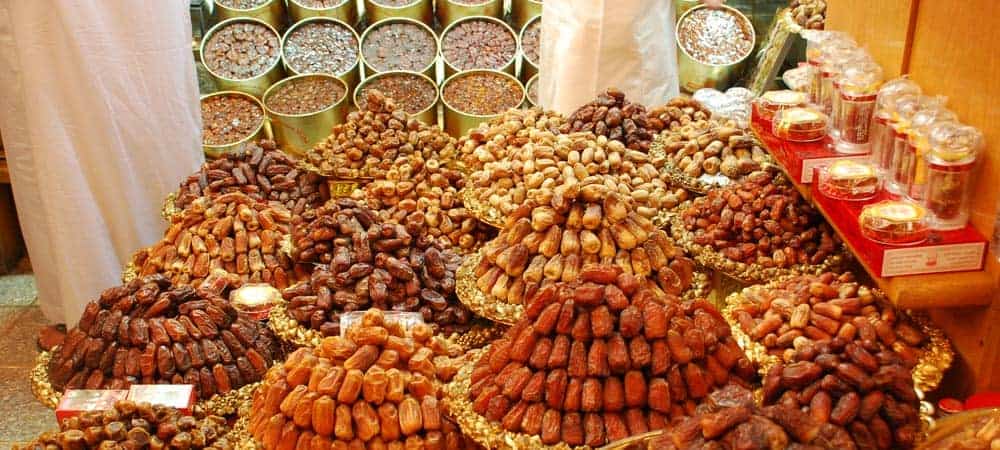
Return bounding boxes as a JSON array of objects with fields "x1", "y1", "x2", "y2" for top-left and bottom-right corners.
[
  {"x1": 248, "y1": 309, "x2": 482, "y2": 450},
  {"x1": 305, "y1": 90, "x2": 460, "y2": 180},
  {"x1": 352, "y1": 159, "x2": 497, "y2": 252},
  {"x1": 731, "y1": 272, "x2": 927, "y2": 366},
  {"x1": 48, "y1": 274, "x2": 280, "y2": 399},
  {"x1": 467, "y1": 264, "x2": 757, "y2": 446},
  {"x1": 173, "y1": 140, "x2": 329, "y2": 216},
  {"x1": 681, "y1": 173, "x2": 838, "y2": 268},
  {"x1": 474, "y1": 183, "x2": 698, "y2": 306},
  {"x1": 133, "y1": 192, "x2": 296, "y2": 289},
  {"x1": 14, "y1": 400, "x2": 237, "y2": 450},
  {"x1": 647, "y1": 384, "x2": 857, "y2": 450},
  {"x1": 287, "y1": 199, "x2": 473, "y2": 336}
]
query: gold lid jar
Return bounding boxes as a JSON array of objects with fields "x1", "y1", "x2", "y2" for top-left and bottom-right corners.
[
  {"x1": 755, "y1": 90, "x2": 808, "y2": 121},
  {"x1": 818, "y1": 160, "x2": 880, "y2": 201},
  {"x1": 772, "y1": 107, "x2": 828, "y2": 142},
  {"x1": 230, "y1": 283, "x2": 281, "y2": 321},
  {"x1": 860, "y1": 200, "x2": 929, "y2": 245}
]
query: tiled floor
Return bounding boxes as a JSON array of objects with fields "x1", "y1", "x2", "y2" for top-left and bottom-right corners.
[{"x1": 0, "y1": 274, "x2": 58, "y2": 448}]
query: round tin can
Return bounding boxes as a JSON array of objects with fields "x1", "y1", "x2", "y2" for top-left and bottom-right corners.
[
  {"x1": 437, "y1": 0, "x2": 503, "y2": 29},
  {"x1": 440, "y1": 69, "x2": 525, "y2": 137},
  {"x1": 280, "y1": 17, "x2": 362, "y2": 103},
  {"x1": 201, "y1": 17, "x2": 286, "y2": 99},
  {"x1": 200, "y1": 91, "x2": 269, "y2": 159},
  {"x1": 518, "y1": 14, "x2": 541, "y2": 83},
  {"x1": 287, "y1": 0, "x2": 359, "y2": 26},
  {"x1": 262, "y1": 74, "x2": 350, "y2": 158},
  {"x1": 210, "y1": 0, "x2": 288, "y2": 32},
  {"x1": 363, "y1": 0, "x2": 433, "y2": 27},
  {"x1": 354, "y1": 70, "x2": 439, "y2": 126},
  {"x1": 440, "y1": 16, "x2": 517, "y2": 78},
  {"x1": 524, "y1": 73, "x2": 539, "y2": 108},
  {"x1": 676, "y1": 4, "x2": 756, "y2": 93},
  {"x1": 359, "y1": 17, "x2": 438, "y2": 81},
  {"x1": 510, "y1": 0, "x2": 542, "y2": 29}
]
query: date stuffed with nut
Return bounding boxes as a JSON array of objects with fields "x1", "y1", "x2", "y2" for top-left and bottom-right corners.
[
  {"x1": 468, "y1": 264, "x2": 756, "y2": 446},
  {"x1": 173, "y1": 140, "x2": 329, "y2": 216},
  {"x1": 287, "y1": 199, "x2": 473, "y2": 336},
  {"x1": 15, "y1": 400, "x2": 237, "y2": 450},
  {"x1": 732, "y1": 272, "x2": 927, "y2": 366},
  {"x1": 248, "y1": 310, "x2": 482, "y2": 450},
  {"x1": 459, "y1": 107, "x2": 566, "y2": 174},
  {"x1": 681, "y1": 172, "x2": 838, "y2": 269},
  {"x1": 306, "y1": 90, "x2": 460, "y2": 180},
  {"x1": 49, "y1": 274, "x2": 280, "y2": 399},
  {"x1": 655, "y1": 119, "x2": 770, "y2": 182},
  {"x1": 133, "y1": 192, "x2": 296, "y2": 289},
  {"x1": 474, "y1": 184, "x2": 698, "y2": 307}
]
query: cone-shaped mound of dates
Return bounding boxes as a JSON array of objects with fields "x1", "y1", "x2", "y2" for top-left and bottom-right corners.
[
  {"x1": 306, "y1": 90, "x2": 459, "y2": 180},
  {"x1": 649, "y1": 384, "x2": 856, "y2": 449},
  {"x1": 560, "y1": 89, "x2": 659, "y2": 151},
  {"x1": 680, "y1": 172, "x2": 838, "y2": 268},
  {"x1": 48, "y1": 274, "x2": 280, "y2": 399},
  {"x1": 134, "y1": 192, "x2": 296, "y2": 289},
  {"x1": 468, "y1": 265, "x2": 756, "y2": 447},
  {"x1": 353, "y1": 158, "x2": 497, "y2": 252},
  {"x1": 457, "y1": 108, "x2": 567, "y2": 173},
  {"x1": 248, "y1": 310, "x2": 480, "y2": 450},
  {"x1": 15, "y1": 401, "x2": 237, "y2": 450},
  {"x1": 173, "y1": 140, "x2": 329, "y2": 216},
  {"x1": 732, "y1": 272, "x2": 927, "y2": 365},
  {"x1": 474, "y1": 185, "x2": 697, "y2": 306},
  {"x1": 287, "y1": 199, "x2": 472, "y2": 336},
  {"x1": 657, "y1": 120, "x2": 770, "y2": 181},
  {"x1": 465, "y1": 125, "x2": 689, "y2": 221},
  {"x1": 760, "y1": 337, "x2": 921, "y2": 449}
]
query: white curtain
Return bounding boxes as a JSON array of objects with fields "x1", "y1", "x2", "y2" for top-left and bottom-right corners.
[
  {"x1": 0, "y1": 0, "x2": 204, "y2": 325},
  {"x1": 538, "y1": 0, "x2": 680, "y2": 114}
]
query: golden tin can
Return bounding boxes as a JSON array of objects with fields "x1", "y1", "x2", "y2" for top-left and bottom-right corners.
[
  {"x1": 281, "y1": 17, "x2": 362, "y2": 104},
  {"x1": 287, "y1": 0, "x2": 359, "y2": 26},
  {"x1": 518, "y1": 14, "x2": 540, "y2": 83},
  {"x1": 440, "y1": 69, "x2": 525, "y2": 138},
  {"x1": 524, "y1": 73, "x2": 539, "y2": 108},
  {"x1": 440, "y1": 16, "x2": 517, "y2": 78},
  {"x1": 676, "y1": 4, "x2": 756, "y2": 93},
  {"x1": 200, "y1": 91, "x2": 269, "y2": 159},
  {"x1": 354, "y1": 70, "x2": 439, "y2": 126},
  {"x1": 262, "y1": 74, "x2": 349, "y2": 158},
  {"x1": 437, "y1": 0, "x2": 503, "y2": 29},
  {"x1": 510, "y1": 0, "x2": 542, "y2": 29},
  {"x1": 364, "y1": 0, "x2": 433, "y2": 27},
  {"x1": 209, "y1": 0, "x2": 288, "y2": 32},
  {"x1": 359, "y1": 18, "x2": 438, "y2": 81},
  {"x1": 200, "y1": 18, "x2": 286, "y2": 99}
]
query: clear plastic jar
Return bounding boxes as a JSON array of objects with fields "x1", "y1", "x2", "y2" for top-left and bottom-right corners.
[
  {"x1": 905, "y1": 109, "x2": 957, "y2": 201},
  {"x1": 818, "y1": 160, "x2": 880, "y2": 201},
  {"x1": 803, "y1": 31, "x2": 854, "y2": 104},
  {"x1": 925, "y1": 123, "x2": 983, "y2": 230},
  {"x1": 860, "y1": 200, "x2": 930, "y2": 246},
  {"x1": 885, "y1": 95, "x2": 945, "y2": 195},
  {"x1": 833, "y1": 62, "x2": 883, "y2": 154},
  {"x1": 871, "y1": 78, "x2": 922, "y2": 174},
  {"x1": 773, "y1": 107, "x2": 828, "y2": 142},
  {"x1": 754, "y1": 90, "x2": 808, "y2": 122},
  {"x1": 818, "y1": 43, "x2": 862, "y2": 114}
]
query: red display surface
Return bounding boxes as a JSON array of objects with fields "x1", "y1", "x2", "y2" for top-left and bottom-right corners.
[{"x1": 752, "y1": 113, "x2": 870, "y2": 184}]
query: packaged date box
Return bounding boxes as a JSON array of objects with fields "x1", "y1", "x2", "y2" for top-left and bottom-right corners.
[
  {"x1": 55, "y1": 389, "x2": 129, "y2": 422},
  {"x1": 126, "y1": 384, "x2": 196, "y2": 415}
]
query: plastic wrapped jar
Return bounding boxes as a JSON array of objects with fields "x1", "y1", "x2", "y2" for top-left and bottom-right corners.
[
  {"x1": 860, "y1": 200, "x2": 930, "y2": 246},
  {"x1": 754, "y1": 89, "x2": 808, "y2": 122},
  {"x1": 230, "y1": 283, "x2": 281, "y2": 321},
  {"x1": 818, "y1": 160, "x2": 880, "y2": 201},
  {"x1": 924, "y1": 123, "x2": 983, "y2": 230},
  {"x1": 803, "y1": 30, "x2": 854, "y2": 104},
  {"x1": 819, "y1": 45, "x2": 864, "y2": 116},
  {"x1": 773, "y1": 107, "x2": 828, "y2": 142},
  {"x1": 886, "y1": 95, "x2": 944, "y2": 195},
  {"x1": 871, "y1": 78, "x2": 922, "y2": 174},
  {"x1": 833, "y1": 61, "x2": 883, "y2": 154},
  {"x1": 904, "y1": 108, "x2": 958, "y2": 200}
]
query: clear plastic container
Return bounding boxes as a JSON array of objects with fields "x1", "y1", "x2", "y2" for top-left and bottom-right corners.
[
  {"x1": 773, "y1": 107, "x2": 828, "y2": 142},
  {"x1": 901, "y1": 106, "x2": 957, "y2": 200},
  {"x1": 817, "y1": 42, "x2": 861, "y2": 114},
  {"x1": 871, "y1": 77, "x2": 923, "y2": 174},
  {"x1": 924, "y1": 123, "x2": 983, "y2": 230},
  {"x1": 754, "y1": 90, "x2": 808, "y2": 121},
  {"x1": 860, "y1": 200, "x2": 930, "y2": 246},
  {"x1": 885, "y1": 95, "x2": 945, "y2": 195},
  {"x1": 818, "y1": 160, "x2": 881, "y2": 201},
  {"x1": 230, "y1": 283, "x2": 281, "y2": 321},
  {"x1": 833, "y1": 62, "x2": 883, "y2": 154},
  {"x1": 803, "y1": 31, "x2": 854, "y2": 104}
]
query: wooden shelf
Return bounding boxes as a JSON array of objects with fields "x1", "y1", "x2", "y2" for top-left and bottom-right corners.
[
  {"x1": 0, "y1": 160, "x2": 9, "y2": 185},
  {"x1": 753, "y1": 123, "x2": 995, "y2": 309}
]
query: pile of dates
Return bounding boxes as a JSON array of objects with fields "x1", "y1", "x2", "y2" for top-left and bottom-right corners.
[
  {"x1": 172, "y1": 140, "x2": 329, "y2": 216},
  {"x1": 560, "y1": 89, "x2": 661, "y2": 151},
  {"x1": 468, "y1": 264, "x2": 756, "y2": 446},
  {"x1": 681, "y1": 173, "x2": 838, "y2": 268},
  {"x1": 286, "y1": 200, "x2": 473, "y2": 336},
  {"x1": 458, "y1": 108, "x2": 567, "y2": 173},
  {"x1": 306, "y1": 91, "x2": 460, "y2": 180},
  {"x1": 475, "y1": 185, "x2": 697, "y2": 306},
  {"x1": 48, "y1": 274, "x2": 280, "y2": 399},
  {"x1": 15, "y1": 401, "x2": 237, "y2": 450},
  {"x1": 651, "y1": 384, "x2": 856, "y2": 449},
  {"x1": 134, "y1": 192, "x2": 297, "y2": 289},
  {"x1": 657, "y1": 121, "x2": 770, "y2": 181},
  {"x1": 646, "y1": 96, "x2": 713, "y2": 133},
  {"x1": 732, "y1": 272, "x2": 927, "y2": 364},
  {"x1": 355, "y1": 161, "x2": 496, "y2": 253},
  {"x1": 248, "y1": 310, "x2": 480, "y2": 450}
]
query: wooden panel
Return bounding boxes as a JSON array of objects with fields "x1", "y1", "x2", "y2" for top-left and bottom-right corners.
[
  {"x1": 0, "y1": 184, "x2": 23, "y2": 273},
  {"x1": 825, "y1": 0, "x2": 916, "y2": 77}
]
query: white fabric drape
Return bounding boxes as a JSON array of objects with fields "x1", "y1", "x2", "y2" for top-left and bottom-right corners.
[
  {"x1": 538, "y1": 0, "x2": 680, "y2": 114},
  {"x1": 0, "y1": 1, "x2": 204, "y2": 325}
]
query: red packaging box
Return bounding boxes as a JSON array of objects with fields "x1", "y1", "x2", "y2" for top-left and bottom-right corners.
[
  {"x1": 126, "y1": 384, "x2": 197, "y2": 415},
  {"x1": 55, "y1": 389, "x2": 129, "y2": 422}
]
